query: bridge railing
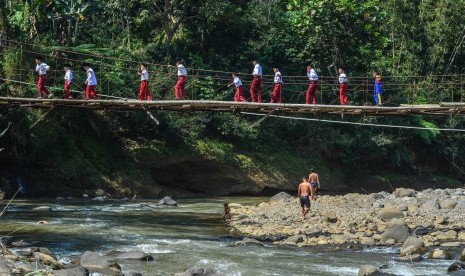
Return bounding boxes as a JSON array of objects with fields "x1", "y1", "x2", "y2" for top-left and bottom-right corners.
[{"x1": 1, "y1": 40, "x2": 464, "y2": 106}]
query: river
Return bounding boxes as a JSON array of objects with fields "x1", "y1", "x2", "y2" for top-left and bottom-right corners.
[{"x1": 0, "y1": 197, "x2": 453, "y2": 275}]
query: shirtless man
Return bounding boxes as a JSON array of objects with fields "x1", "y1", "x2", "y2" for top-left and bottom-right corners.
[
  {"x1": 298, "y1": 177, "x2": 313, "y2": 220},
  {"x1": 308, "y1": 168, "x2": 320, "y2": 200}
]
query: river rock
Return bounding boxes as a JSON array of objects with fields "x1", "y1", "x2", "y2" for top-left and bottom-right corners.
[
  {"x1": 440, "y1": 199, "x2": 458, "y2": 210},
  {"x1": 228, "y1": 203, "x2": 242, "y2": 208},
  {"x1": 324, "y1": 213, "x2": 338, "y2": 223},
  {"x1": 447, "y1": 262, "x2": 465, "y2": 273},
  {"x1": 234, "y1": 237, "x2": 264, "y2": 247},
  {"x1": 52, "y1": 266, "x2": 89, "y2": 276},
  {"x1": 357, "y1": 265, "x2": 395, "y2": 276},
  {"x1": 80, "y1": 251, "x2": 119, "y2": 270},
  {"x1": 414, "y1": 226, "x2": 432, "y2": 236},
  {"x1": 175, "y1": 267, "x2": 225, "y2": 276},
  {"x1": 461, "y1": 248, "x2": 465, "y2": 261},
  {"x1": 400, "y1": 245, "x2": 425, "y2": 257},
  {"x1": 422, "y1": 199, "x2": 440, "y2": 211},
  {"x1": 428, "y1": 248, "x2": 452, "y2": 259},
  {"x1": 115, "y1": 251, "x2": 154, "y2": 261},
  {"x1": 455, "y1": 200, "x2": 465, "y2": 210},
  {"x1": 0, "y1": 259, "x2": 11, "y2": 276},
  {"x1": 33, "y1": 252, "x2": 64, "y2": 268},
  {"x1": 32, "y1": 206, "x2": 52, "y2": 211},
  {"x1": 399, "y1": 254, "x2": 422, "y2": 262},
  {"x1": 379, "y1": 207, "x2": 404, "y2": 221},
  {"x1": 82, "y1": 194, "x2": 89, "y2": 198},
  {"x1": 402, "y1": 236, "x2": 424, "y2": 249},
  {"x1": 381, "y1": 224, "x2": 410, "y2": 243},
  {"x1": 92, "y1": 196, "x2": 105, "y2": 201},
  {"x1": 360, "y1": 237, "x2": 376, "y2": 246},
  {"x1": 10, "y1": 241, "x2": 32, "y2": 247},
  {"x1": 157, "y1": 196, "x2": 177, "y2": 206},
  {"x1": 283, "y1": 235, "x2": 305, "y2": 245},
  {"x1": 270, "y1": 192, "x2": 292, "y2": 203},
  {"x1": 436, "y1": 230, "x2": 457, "y2": 241},
  {"x1": 393, "y1": 188, "x2": 415, "y2": 198},
  {"x1": 440, "y1": 242, "x2": 461, "y2": 247}
]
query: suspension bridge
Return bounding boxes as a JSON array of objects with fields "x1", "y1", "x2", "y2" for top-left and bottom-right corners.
[{"x1": 1, "y1": 40, "x2": 465, "y2": 119}]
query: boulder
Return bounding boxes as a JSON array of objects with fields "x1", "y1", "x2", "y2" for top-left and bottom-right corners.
[
  {"x1": 52, "y1": 266, "x2": 89, "y2": 276},
  {"x1": 455, "y1": 200, "x2": 465, "y2": 210},
  {"x1": 399, "y1": 254, "x2": 422, "y2": 262},
  {"x1": 381, "y1": 224, "x2": 410, "y2": 243},
  {"x1": 428, "y1": 248, "x2": 452, "y2": 260},
  {"x1": 175, "y1": 267, "x2": 225, "y2": 276},
  {"x1": 32, "y1": 206, "x2": 52, "y2": 211},
  {"x1": 270, "y1": 192, "x2": 292, "y2": 203},
  {"x1": 358, "y1": 265, "x2": 396, "y2": 276},
  {"x1": 33, "y1": 252, "x2": 64, "y2": 268},
  {"x1": 402, "y1": 236, "x2": 424, "y2": 248},
  {"x1": 400, "y1": 245, "x2": 425, "y2": 257},
  {"x1": 414, "y1": 226, "x2": 432, "y2": 236},
  {"x1": 0, "y1": 259, "x2": 11, "y2": 276},
  {"x1": 157, "y1": 196, "x2": 177, "y2": 206},
  {"x1": 234, "y1": 237, "x2": 264, "y2": 247},
  {"x1": 379, "y1": 207, "x2": 404, "y2": 221},
  {"x1": 80, "y1": 251, "x2": 119, "y2": 270},
  {"x1": 360, "y1": 237, "x2": 376, "y2": 246},
  {"x1": 393, "y1": 188, "x2": 415, "y2": 198},
  {"x1": 448, "y1": 262, "x2": 465, "y2": 273},
  {"x1": 114, "y1": 251, "x2": 154, "y2": 261},
  {"x1": 439, "y1": 199, "x2": 458, "y2": 210},
  {"x1": 436, "y1": 230, "x2": 457, "y2": 241},
  {"x1": 422, "y1": 199, "x2": 440, "y2": 211},
  {"x1": 283, "y1": 235, "x2": 305, "y2": 245}
]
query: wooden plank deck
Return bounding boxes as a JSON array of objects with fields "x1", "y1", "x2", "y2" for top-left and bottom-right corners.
[{"x1": 1, "y1": 97, "x2": 465, "y2": 116}]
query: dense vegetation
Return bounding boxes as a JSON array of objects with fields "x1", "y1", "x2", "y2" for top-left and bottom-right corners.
[{"x1": 1, "y1": 0, "x2": 465, "y2": 197}]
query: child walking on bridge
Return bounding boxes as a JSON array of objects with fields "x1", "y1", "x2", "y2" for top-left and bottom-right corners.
[
  {"x1": 63, "y1": 64, "x2": 73, "y2": 99},
  {"x1": 83, "y1": 63, "x2": 99, "y2": 99},
  {"x1": 228, "y1": 73, "x2": 246, "y2": 102},
  {"x1": 35, "y1": 56, "x2": 52, "y2": 99},
  {"x1": 138, "y1": 64, "x2": 152, "y2": 101}
]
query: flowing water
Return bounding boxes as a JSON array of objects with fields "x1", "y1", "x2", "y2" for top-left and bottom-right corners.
[{"x1": 0, "y1": 197, "x2": 454, "y2": 275}]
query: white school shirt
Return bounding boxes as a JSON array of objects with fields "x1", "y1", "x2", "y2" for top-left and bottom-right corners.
[
  {"x1": 308, "y1": 68, "x2": 318, "y2": 81},
  {"x1": 177, "y1": 64, "x2": 187, "y2": 76},
  {"x1": 141, "y1": 69, "x2": 149, "y2": 81},
  {"x1": 233, "y1": 77, "x2": 242, "y2": 87},
  {"x1": 339, "y1": 73, "x2": 347, "y2": 84},
  {"x1": 86, "y1": 68, "x2": 97, "y2": 86},
  {"x1": 253, "y1": 64, "x2": 262, "y2": 76},
  {"x1": 64, "y1": 69, "x2": 73, "y2": 82},
  {"x1": 274, "y1": 71, "x2": 283, "y2": 84},
  {"x1": 35, "y1": 63, "x2": 50, "y2": 75}
]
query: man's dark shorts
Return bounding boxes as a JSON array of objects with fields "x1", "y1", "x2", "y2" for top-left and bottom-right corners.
[
  {"x1": 311, "y1": 182, "x2": 318, "y2": 189},
  {"x1": 300, "y1": 196, "x2": 310, "y2": 208}
]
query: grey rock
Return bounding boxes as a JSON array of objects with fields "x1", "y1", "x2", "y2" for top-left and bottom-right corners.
[
  {"x1": 422, "y1": 199, "x2": 440, "y2": 211},
  {"x1": 414, "y1": 226, "x2": 432, "y2": 236},
  {"x1": 402, "y1": 236, "x2": 424, "y2": 249},
  {"x1": 157, "y1": 196, "x2": 177, "y2": 206},
  {"x1": 393, "y1": 188, "x2": 415, "y2": 198},
  {"x1": 447, "y1": 262, "x2": 465, "y2": 273},
  {"x1": 358, "y1": 265, "x2": 396, "y2": 276},
  {"x1": 80, "y1": 251, "x2": 117, "y2": 269},
  {"x1": 400, "y1": 245, "x2": 425, "y2": 257},
  {"x1": 381, "y1": 224, "x2": 410, "y2": 243},
  {"x1": 10, "y1": 241, "x2": 32, "y2": 247},
  {"x1": 379, "y1": 207, "x2": 404, "y2": 221},
  {"x1": 82, "y1": 194, "x2": 89, "y2": 198},
  {"x1": 270, "y1": 192, "x2": 293, "y2": 203},
  {"x1": 283, "y1": 235, "x2": 305, "y2": 244},
  {"x1": 439, "y1": 199, "x2": 458, "y2": 210},
  {"x1": 234, "y1": 237, "x2": 264, "y2": 247},
  {"x1": 455, "y1": 200, "x2": 465, "y2": 210},
  {"x1": 52, "y1": 266, "x2": 89, "y2": 276},
  {"x1": 114, "y1": 251, "x2": 154, "y2": 261},
  {"x1": 86, "y1": 267, "x2": 122, "y2": 276},
  {"x1": 175, "y1": 267, "x2": 225, "y2": 276},
  {"x1": 440, "y1": 242, "x2": 461, "y2": 247},
  {"x1": 0, "y1": 258, "x2": 11, "y2": 276},
  {"x1": 399, "y1": 254, "x2": 422, "y2": 262}
]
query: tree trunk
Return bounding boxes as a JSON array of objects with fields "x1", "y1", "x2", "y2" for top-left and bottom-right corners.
[{"x1": 74, "y1": 18, "x2": 79, "y2": 45}]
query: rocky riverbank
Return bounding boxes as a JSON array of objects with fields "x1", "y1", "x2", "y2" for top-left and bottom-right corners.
[{"x1": 228, "y1": 188, "x2": 465, "y2": 274}]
